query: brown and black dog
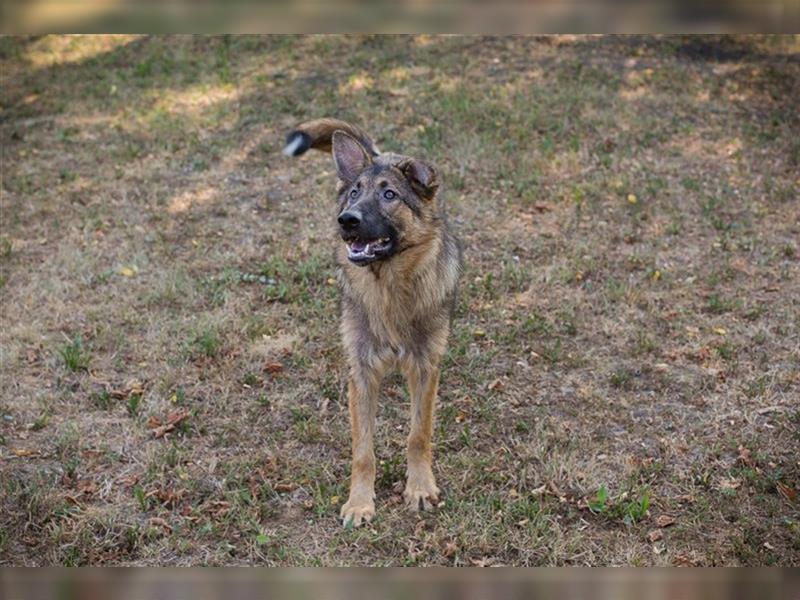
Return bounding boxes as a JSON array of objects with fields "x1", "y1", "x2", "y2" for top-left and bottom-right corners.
[{"x1": 284, "y1": 118, "x2": 462, "y2": 526}]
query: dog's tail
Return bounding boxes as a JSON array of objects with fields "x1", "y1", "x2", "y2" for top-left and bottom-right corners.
[{"x1": 283, "y1": 118, "x2": 379, "y2": 158}]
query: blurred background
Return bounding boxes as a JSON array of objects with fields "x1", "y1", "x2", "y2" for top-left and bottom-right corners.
[
  {"x1": 1, "y1": 0, "x2": 798, "y2": 34},
  {"x1": 2, "y1": 568, "x2": 799, "y2": 600}
]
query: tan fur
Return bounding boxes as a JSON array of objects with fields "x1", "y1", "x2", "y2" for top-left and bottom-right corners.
[
  {"x1": 286, "y1": 118, "x2": 461, "y2": 526},
  {"x1": 292, "y1": 118, "x2": 380, "y2": 156}
]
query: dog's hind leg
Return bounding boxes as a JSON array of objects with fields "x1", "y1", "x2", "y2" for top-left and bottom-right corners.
[
  {"x1": 402, "y1": 360, "x2": 441, "y2": 511},
  {"x1": 340, "y1": 365, "x2": 382, "y2": 527}
]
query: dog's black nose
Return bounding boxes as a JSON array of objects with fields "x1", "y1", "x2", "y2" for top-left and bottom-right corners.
[{"x1": 338, "y1": 211, "x2": 361, "y2": 230}]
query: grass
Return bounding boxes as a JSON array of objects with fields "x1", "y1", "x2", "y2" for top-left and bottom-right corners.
[
  {"x1": 589, "y1": 484, "x2": 651, "y2": 525},
  {"x1": 58, "y1": 337, "x2": 90, "y2": 372},
  {"x1": 1, "y1": 34, "x2": 799, "y2": 566},
  {"x1": 190, "y1": 327, "x2": 222, "y2": 359}
]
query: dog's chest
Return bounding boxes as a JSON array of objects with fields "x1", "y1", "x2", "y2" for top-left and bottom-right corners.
[
  {"x1": 340, "y1": 262, "x2": 427, "y2": 350},
  {"x1": 359, "y1": 275, "x2": 419, "y2": 349}
]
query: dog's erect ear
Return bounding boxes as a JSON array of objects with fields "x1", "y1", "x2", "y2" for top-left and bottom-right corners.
[
  {"x1": 332, "y1": 130, "x2": 372, "y2": 183},
  {"x1": 401, "y1": 159, "x2": 438, "y2": 200}
]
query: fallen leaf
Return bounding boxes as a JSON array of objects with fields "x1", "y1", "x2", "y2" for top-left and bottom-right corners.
[
  {"x1": 737, "y1": 445, "x2": 755, "y2": 468},
  {"x1": 207, "y1": 500, "x2": 230, "y2": 517},
  {"x1": 60, "y1": 471, "x2": 76, "y2": 487},
  {"x1": 547, "y1": 481, "x2": 566, "y2": 501},
  {"x1": 656, "y1": 515, "x2": 676, "y2": 528},
  {"x1": 442, "y1": 541, "x2": 458, "y2": 558},
  {"x1": 697, "y1": 346, "x2": 714, "y2": 362},
  {"x1": 413, "y1": 520, "x2": 426, "y2": 537},
  {"x1": 155, "y1": 487, "x2": 185, "y2": 507},
  {"x1": 776, "y1": 482, "x2": 797, "y2": 504},
  {"x1": 151, "y1": 408, "x2": 190, "y2": 438},
  {"x1": 264, "y1": 361, "x2": 284, "y2": 375},
  {"x1": 119, "y1": 266, "x2": 137, "y2": 277},
  {"x1": 719, "y1": 477, "x2": 741, "y2": 490},
  {"x1": 673, "y1": 553, "x2": 700, "y2": 566},
  {"x1": 110, "y1": 379, "x2": 145, "y2": 399},
  {"x1": 487, "y1": 378, "x2": 504, "y2": 391},
  {"x1": 627, "y1": 193, "x2": 638, "y2": 204},
  {"x1": 729, "y1": 257, "x2": 754, "y2": 275},
  {"x1": 712, "y1": 327, "x2": 727, "y2": 335},
  {"x1": 77, "y1": 480, "x2": 97, "y2": 496},
  {"x1": 530, "y1": 484, "x2": 547, "y2": 496},
  {"x1": 648, "y1": 529, "x2": 664, "y2": 542},
  {"x1": 11, "y1": 448, "x2": 39, "y2": 457},
  {"x1": 119, "y1": 474, "x2": 140, "y2": 487},
  {"x1": 149, "y1": 517, "x2": 172, "y2": 534}
]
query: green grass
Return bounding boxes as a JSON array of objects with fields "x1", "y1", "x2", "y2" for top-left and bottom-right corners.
[
  {"x1": 31, "y1": 411, "x2": 50, "y2": 431},
  {"x1": 589, "y1": 484, "x2": 651, "y2": 525},
  {"x1": 126, "y1": 393, "x2": 142, "y2": 417},
  {"x1": 58, "y1": 337, "x2": 90, "y2": 371},
  {"x1": 190, "y1": 328, "x2": 222, "y2": 358}
]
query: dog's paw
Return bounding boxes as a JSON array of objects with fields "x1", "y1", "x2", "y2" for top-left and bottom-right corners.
[
  {"x1": 340, "y1": 499, "x2": 375, "y2": 528},
  {"x1": 403, "y1": 475, "x2": 440, "y2": 512}
]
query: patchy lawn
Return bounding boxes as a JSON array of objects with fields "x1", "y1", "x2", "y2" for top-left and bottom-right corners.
[{"x1": 1, "y1": 35, "x2": 798, "y2": 566}]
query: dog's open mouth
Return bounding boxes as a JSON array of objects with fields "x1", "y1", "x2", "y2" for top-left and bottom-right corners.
[{"x1": 346, "y1": 237, "x2": 392, "y2": 263}]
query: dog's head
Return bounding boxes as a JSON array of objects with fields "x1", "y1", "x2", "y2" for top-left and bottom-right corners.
[{"x1": 331, "y1": 131, "x2": 439, "y2": 266}]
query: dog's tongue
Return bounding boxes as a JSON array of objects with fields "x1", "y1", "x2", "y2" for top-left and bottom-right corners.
[{"x1": 351, "y1": 240, "x2": 367, "y2": 252}]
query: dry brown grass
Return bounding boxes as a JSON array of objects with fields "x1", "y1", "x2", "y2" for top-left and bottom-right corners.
[{"x1": 1, "y1": 35, "x2": 798, "y2": 566}]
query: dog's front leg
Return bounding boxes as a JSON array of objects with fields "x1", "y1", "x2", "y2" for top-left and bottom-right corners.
[
  {"x1": 340, "y1": 369, "x2": 380, "y2": 527},
  {"x1": 403, "y1": 361, "x2": 441, "y2": 511}
]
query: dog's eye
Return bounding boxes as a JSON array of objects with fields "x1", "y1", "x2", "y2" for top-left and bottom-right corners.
[
  {"x1": 349, "y1": 188, "x2": 358, "y2": 199},
  {"x1": 382, "y1": 190, "x2": 396, "y2": 200}
]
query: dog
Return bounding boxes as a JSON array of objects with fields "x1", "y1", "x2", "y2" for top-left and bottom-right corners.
[{"x1": 284, "y1": 118, "x2": 462, "y2": 526}]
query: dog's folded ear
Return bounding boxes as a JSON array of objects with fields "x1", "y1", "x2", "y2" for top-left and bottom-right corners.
[
  {"x1": 401, "y1": 159, "x2": 438, "y2": 200},
  {"x1": 332, "y1": 131, "x2": 372, "y2": 184}
]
